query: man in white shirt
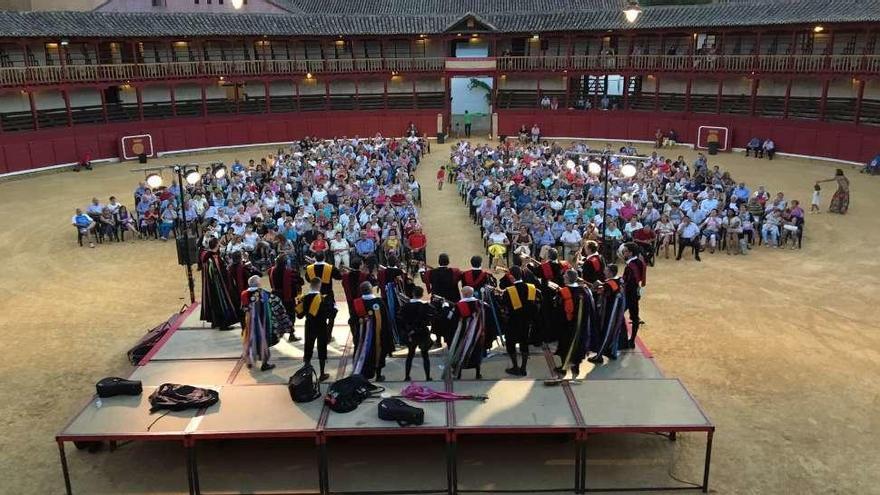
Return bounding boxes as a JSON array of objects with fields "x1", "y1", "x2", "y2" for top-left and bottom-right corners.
[
  {"x1": 330, "y1": 232, "x2": 351, "y2": 268},
  {"x1": 559, "y1": 224, "x2": 582, "y2": 261},
  {"x1": 676, "y1": 216, "x2": 701, "y2": 261}
]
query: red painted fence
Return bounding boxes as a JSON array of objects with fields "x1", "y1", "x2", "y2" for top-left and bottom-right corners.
[
  {"x1": 0, "y1": 110, "x2": 438, "y2": 174},
  {"x1": 497, "y1": 110, "x2": 880, "y2": 165},
  {"x1": 2, "y1": 109, "x2": 878, "y2": 174}
]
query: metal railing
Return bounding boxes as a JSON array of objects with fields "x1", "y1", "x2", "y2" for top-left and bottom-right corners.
[
  {"x1": 0, "y1": 57, "x2": 447, "y2": 87},
  {"x1": 496, "y1": 54, "x2": 880, "y2": 74},
  {"x1": 1, "y1": 54, "x2": 878, "y2": 87}
]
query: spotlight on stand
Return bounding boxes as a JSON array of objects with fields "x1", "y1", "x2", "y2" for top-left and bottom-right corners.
[
  {"x1": 587, "y1": 161, "x2": 602, "y2": 175},
  {"x1": 623, "y1": 0, "x2": 643, "y2": 23},
  {"x1": 231, "y1": 0, "x2": 244, "y2": 9},
  {"x1": 621, "y1": 162, "x2": 638, "y2": 178},
  {"x1": 565, "y1": 159, "x2": 576, "y2": 170},
  {"x1": 212, "y1": 163, "x2": 227, "y2": 179},
  {"x1": 146, "y1": 173, "x2": 163, "y2": 189}
]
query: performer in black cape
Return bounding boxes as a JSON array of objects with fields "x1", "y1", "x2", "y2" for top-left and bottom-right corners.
[
  {"x1": 580, "y1": 240, "x2": 605, "y2": 285},
  {"x1": 500, "y1": 266, "x2": 541, "y2": 376},
  {"x1": 589, "y1": 264, "x2": 626, "y2": 364},
  {"x1": 420, "y1": 253, "x2": 461, "y2": 345},
  {"x1": 528, "y1": 248, "x2": 570, "y2": 344},
  {"x1": 460, "y1": 255, "x2": 495, "y2": 291},
  {"x1": 554, "y1": 269, "x2": 597, "y2": 378},
  {"x1": 199, "y1": 237, "x2": 238, "y2": 329},
  {"x1": 340, "y1": 258, "x2": 372, "y2": 346},
  {"x1": 304, "y1": 251, "x2": 344, "y2": 327},
  {"x1": 268, "y1": 254, "x2": 304, "y2": 342},
  {"x1": 296, "y1": 277, "x2": 337, "y2": 381},
  {"x1": 621, "y1": 242, "x2": 647, "y2": 349},
  {"x1": 350, "y1": 281, "x2": 395, "y2": 381},
  {"x1": 445, "y1": 286, "x2": 490, "y2": 380},
  {"x1": 400, "y1": 285, "x2": 435, "y2": 381}
]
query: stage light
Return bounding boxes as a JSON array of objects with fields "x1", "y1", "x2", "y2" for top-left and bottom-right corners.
[
  {"x1": 531, "y1": 34, "x2": 540, "y2": 40},
  {"x1": 621, "y1": 162, "x2": 638, "y2": 178},
  {"x1": 623, "y1": 0, "x2": 642, "y2": 23},
  {"x1": 146, "y1": 173, "x2": 163, "y2": 189},
  {"x1": 60, "y1": 39, "x2": 69, "y2": 46},
  {"x1": 306, "y1": 72, "x2": 313, "y2": 79},
  {"x1": 587, "y1": 161, "x2": 602, "y2": 175},
  {"x1": 185, "y1": 169, "x2": 202, "y2": 185},
  {"x1": 212, "y1": 164, "x2": 227, "y2": 179},
  {"x1": 231, "y1": 0, "x2": 244, "y2": 8},
  {"x1": 565, "y1": 159, "x2": 576, "y2": 170},
  {"x1": 813, "y1": 25, "x2": 824, "y2": 33}
]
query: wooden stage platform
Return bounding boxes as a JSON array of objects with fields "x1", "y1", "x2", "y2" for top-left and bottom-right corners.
[{"x1": 57, "y1": 304, "x2": 714, "y2": 495}]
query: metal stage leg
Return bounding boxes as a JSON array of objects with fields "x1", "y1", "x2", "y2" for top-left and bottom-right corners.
[
  {"x1": 319, "y1": 439, "x2": 329, "y2": 495},
  {"x1": 186, "y1": 442, "x2": 200, "y2": 495},
  {"x1": 578, "y1": 437, "x2": 587, "y2": 494},
  {"x1": 670, "y1": 432, "x2": 677, "y2": 442},
  {"x1": 58, "y1": 441, "x2": 73, "y2": 495},
  {"x1": 702, "y1": 430, "x2": 714, "y2": 493},
  {"x1": 446, "y1": 435, "x2": 458, "y2": 495},
  {"x1": 574, "y1": 436, "x2": 582, "y2": 495}
]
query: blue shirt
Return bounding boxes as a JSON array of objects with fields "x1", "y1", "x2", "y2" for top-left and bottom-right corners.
[
  {"x1": 355, "y1": 238, "x2": 375, "y2": 256},
  {"x1": 535, "y1": 230, "x2": 555, "y2": 247},
  {"x1": 679, "y1": 222, "x2": 700, "y2": 239}
]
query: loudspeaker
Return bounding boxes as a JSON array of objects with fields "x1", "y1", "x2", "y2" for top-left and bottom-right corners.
[
  {"x1": 176, "y1": 236, "x2": 199, "y2": 266},
  {"x1": 437, "y1": 132, "x2": 446, "y2": 144},
  {"x1": 138, "y1": 153, "x2": 147, "y2": 164}
]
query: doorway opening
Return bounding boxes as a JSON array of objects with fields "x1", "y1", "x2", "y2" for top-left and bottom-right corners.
[{"x1": 449, "y1": 39, "x2": 493, "y2": 138}]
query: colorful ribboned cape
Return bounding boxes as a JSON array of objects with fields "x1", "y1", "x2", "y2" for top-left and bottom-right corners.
[
  {"x1": 199, "y1": 252, "x2": 238, "y2": 328},
  {"x1": 242, "y1": 289, "x2": 292, "y2": 366}
]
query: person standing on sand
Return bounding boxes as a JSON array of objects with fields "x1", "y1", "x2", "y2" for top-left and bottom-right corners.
[{"x1": 816, "y1": 169, "x2": 850, "y2": 214}]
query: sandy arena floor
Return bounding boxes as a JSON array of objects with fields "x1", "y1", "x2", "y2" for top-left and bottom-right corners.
[{"x1": 0, "y1": 140, "x2": 878, "y2": 494}]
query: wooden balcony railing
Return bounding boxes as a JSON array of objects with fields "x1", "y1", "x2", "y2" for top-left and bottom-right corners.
[
  {"x1": 0, "y1": 57, "x2": 447, "y2": 87},
  {"x1": 1, "y1": 54, "x2": 877, "y2": 88},
  {"x1": 497, "y1": 54, "x2": 880, "y2": 75}
]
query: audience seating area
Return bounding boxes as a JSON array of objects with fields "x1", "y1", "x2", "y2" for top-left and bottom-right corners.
[
  {"x1": 0, "y1": 92, "x2": 445, "y2": 132},
  {"x1": 495, "y1": 90, "x2": 880, "y2": 126}
]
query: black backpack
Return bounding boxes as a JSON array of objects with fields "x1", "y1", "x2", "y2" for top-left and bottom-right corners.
[
  {"x1": 289, "y1": 364, "x2": 321, "y2": 403},
  {"x1": 126, "y1": 312, "x2": 179, "y2": 365},
  {"x1": 148, "y1": 383, "x2": 219, "y2": 413},
  {"x1": 96, "y1": 377, "x2": 143, "y2": 398},
  {"x1": 324, "y1": 375, "x2": 384, "y2": 413},
  {"x1": 378, "y1": 398, "x2": 424, "y2": 427}
]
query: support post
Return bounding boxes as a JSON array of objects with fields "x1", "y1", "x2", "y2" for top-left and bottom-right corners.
[
  {"x1": 136, "y1": 85, "x2": 144, "y2": 121},
  {"x1": 200, "y1": 84, "x2": 207, "y2": 117},
  {"x1": 264, "y1": 80, "x2": 271, "y2": 114},
  {"x1": 62, "y1": 88, "x2": 72, "y2": 127},
  {"x1": 749, "y1": 77, "x2": 759, "y2": 116},
  {"x1": 99, "y1": 86, "x2": 108, "y2": 123},
  {"x1": 854, "y1": 77, "x2": 865, "y2": 125},
  {"x1": 28, "y1": 90, "x2": 38, "y2": 130},
  {"x1": 819, "y1": 78, "x2": 830, "y2": 121},
  {"x1": 702, "y1": 430, "x2": 715, "y2": 493},
  {"x1": 715, "y1": 78, "x2": 723, "y2": 114},
  {"x1": 57, "y1": 441, "x2": 73, "y2": 495},
  {"x1": 684, "y1": 77, "x2": 692, "y2": 113},
  {"x1": 783, "y1": 78, "x2": 792, "y2": 119},
  {"x1": 170, "y1": 84, "x2": 177, "y2": 117},
  {"x1": 653, "y1": 75, "x2": 661, "y2": 111}
]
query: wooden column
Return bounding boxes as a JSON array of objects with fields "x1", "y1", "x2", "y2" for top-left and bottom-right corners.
[
  {"x1": 621, "y1": 75, "x2": 628, "y2": 110},
  {"x1": 62, "y1": 88, "x2": 72, "y2": 127},
  {"x1": 818, "y1": 78, "x2": 830, "y2": 121},
  {"x1": 324, "y1": 79, "x2": 330, "y2": 111},
  {"x1": 412, "y1": 78, "x2": 418, "y2": 109},
  {"x1": 749, "y1": 77, "x2": 759, "y2": 116},
  {"x1": 170, "y1": 84, "x2": 177, "y2": 117},
  {"x1": 265, "y1": 80, "x2": 272, "y2": 113},
  {"x1": 233, "y1": 83, "x2": 240, "y2": 114},
  {"x1": 854, "y1": 78, "x2": 865, "y2": 125},
  {"x1": 28, "y1": 90, "x2": 38, "y2": 130},
  {"x1": 684, "y1": 78, "x2": 692, "y2": 113},
  {"x1": 200, "y1": 84, "x2": 207, "y2": 117},
  {"x1": 354, "y1": 78, "x2": 360, "y2": 110},
  {"x1": 783, "y1": 78, "x2": 792, "y2": 119},
  {"x1": 565, "y1": 75, "x2": 571, "y2": 109},
  {"x1": 715, "y1": 78, "x2": 723, "y2": 114},
  {"x1": 136, "y1": 85, "x2": 144, "y2": 120},
  {"x1": 653, "y1": 75, "x2": 660, "y2": 111},
  {"x1": 383, "y1": 78, "x2": 388, "y2": 110},
  {"x1": 294, "y1": 79, "x2": 301, "y2": 112},
  {"x1": 99, "y1": 85, "x2": 108, "y2": 123}
]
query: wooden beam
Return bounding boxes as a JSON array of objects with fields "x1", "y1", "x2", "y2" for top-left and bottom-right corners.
[
  {"x1": 62, "y1": 88, "x2": 72, "y2": 127},
  {"x1": 818, "y1": 77, "x2": 830, "y2": 121},
  {"x1": 783, "y1": 78, "x2": 792, "y2": 119},
  {"x1": 749, "y1": 77, "x2": 759, "y2": 116},
  {"x1": 854, "y1": 77, "x2": 865, "y2": 125},
  {"x1": 715, "y1": 78, "x2": 723, "y2": 114},
  {"x1": 28, "y1": 90, "x2": 37, "y2": 130}
]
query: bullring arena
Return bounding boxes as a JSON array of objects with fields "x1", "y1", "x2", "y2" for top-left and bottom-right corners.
[{"x1": 0, "y1": 1, "x2": 878, "y2": 495}]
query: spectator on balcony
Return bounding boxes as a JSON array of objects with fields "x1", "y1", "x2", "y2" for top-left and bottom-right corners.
[
  {"x1": 550, "y1": 97, "x2": 559, "y2": 110},
  {"x1": 762, "y1": 139, "x2": 776, "y2": 160},
  {"x1": 746, "y1": 137, "x2": 762, "y2": 158},
  {"x1": 600, "y1": 95, "x2": 610, "y2": 110},
  {"x1": 540, "y1": 95, "x2": 551, "y2": 109}
]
